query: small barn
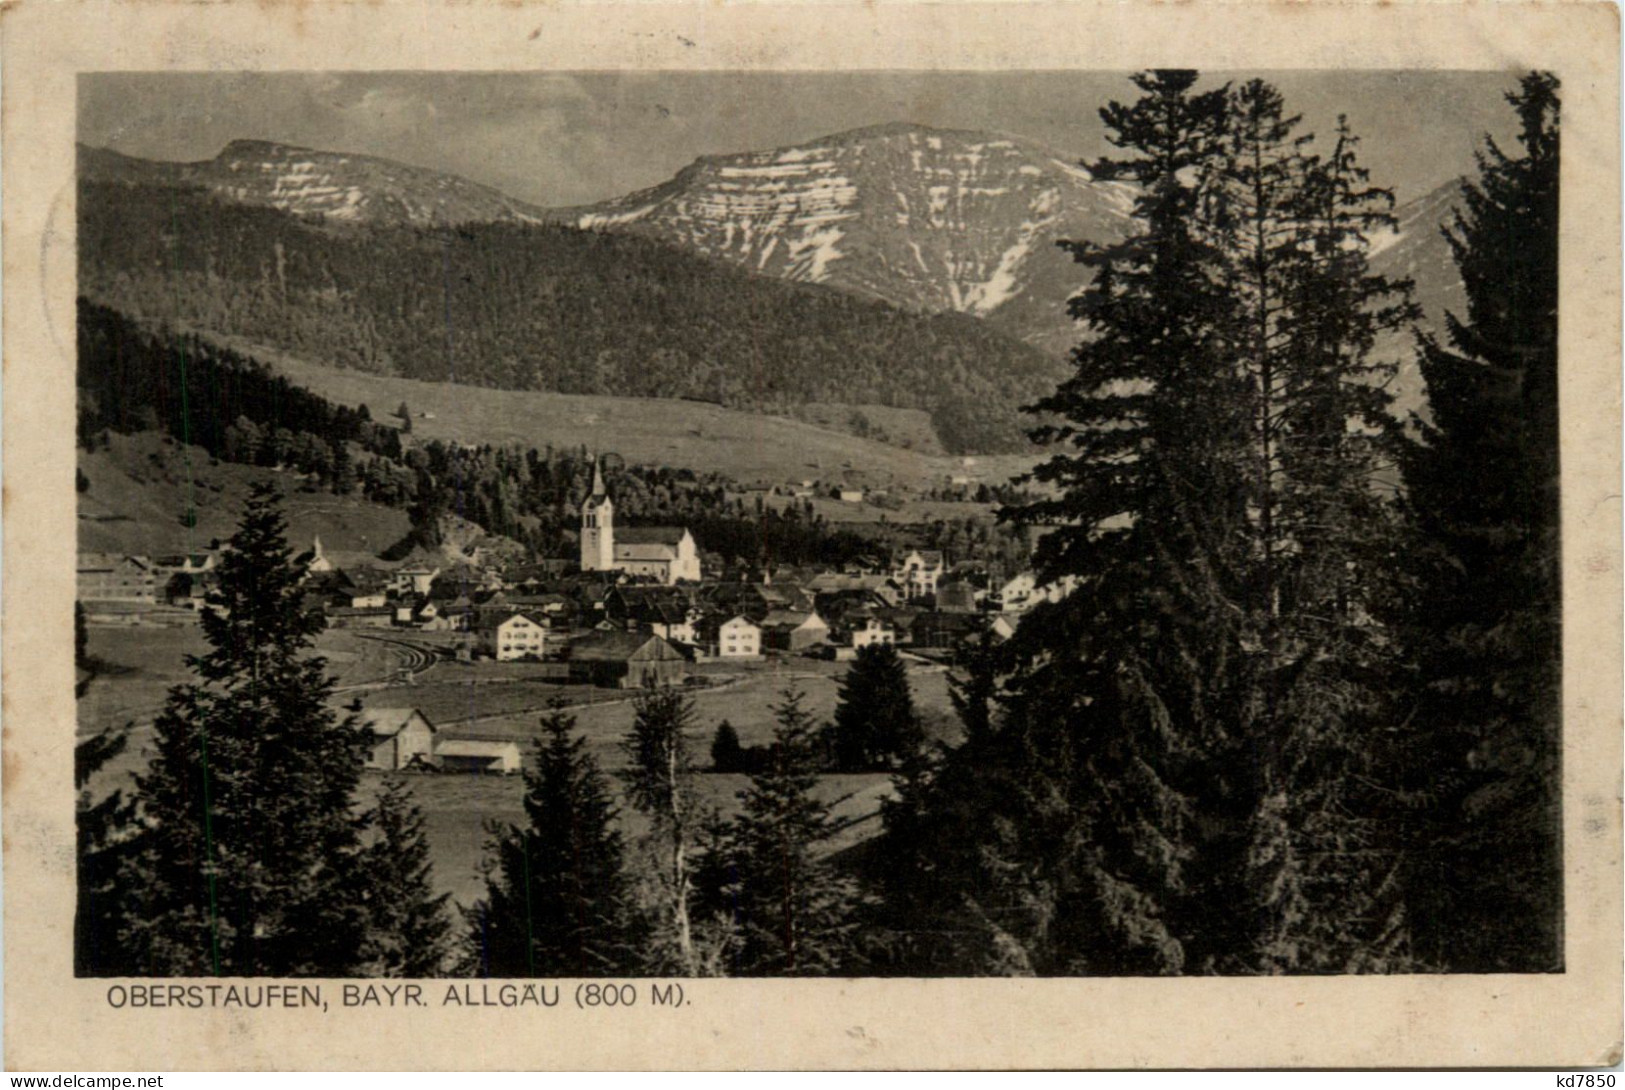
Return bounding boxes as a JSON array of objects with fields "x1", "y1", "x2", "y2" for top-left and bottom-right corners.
[
  {"x1": 760, "y1": 609, "x2": 829, "y2": 653},
  {"x1": 565, "y1": 631, "x2": 687, "y2": 689},
  {"x1": 434, "y1": 738, "x2": 521, "y2": 775},
  {"x1": 363, "y1": 707, "x2": 437, "y2": 771}
]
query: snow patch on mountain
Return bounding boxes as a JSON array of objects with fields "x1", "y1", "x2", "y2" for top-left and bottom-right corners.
[{"x1": 564, "y1": 123, "x2": 1145, "y2": 354}]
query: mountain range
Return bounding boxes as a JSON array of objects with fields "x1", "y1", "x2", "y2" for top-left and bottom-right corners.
[
  {"x1": 78, "y1": 123, "x2": 1468, "y2": 448},
  {"x1": 79, "y1": 140, "x2": 549, "y2": 228},
  {"x1": 560, "y1": 122, "x2": 1140, "y2": 357}
]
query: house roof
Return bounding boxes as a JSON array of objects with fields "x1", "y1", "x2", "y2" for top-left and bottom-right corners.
[
  {"x1": 567, "y1": 631, "x2": 683, "y2": 663},
  {"x1": 632, "y1": 601, "x2": 690, "y2": 626},
  {"x1": 78, "y1": 553, "x2": 151, "y2": 572},
  {"x1": 474, "y1": 609, "x2": 547, "y2": 633},
  {"x1": 760, "y1": 609, "x2": 826, "y2": 630},
  {"x1": 875, "y1": 607, "x2": 920, "y2": 629},
  {"x1": 435, "y1": 739, "x2": 520, "y2": 759},
  {"x1": 362, "y1": 707, "x2": 433, "y2": 737}
]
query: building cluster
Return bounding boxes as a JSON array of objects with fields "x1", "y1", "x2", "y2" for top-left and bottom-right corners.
[{"x1": 77, "y1": 463, "x2": 1078, "y2": 677}]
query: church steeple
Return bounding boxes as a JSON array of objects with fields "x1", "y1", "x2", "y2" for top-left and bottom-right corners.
[
  {"x1": 580, "y1": 456, "x2": 615, "y2": 572},
  {"x1": 591, "y1": 456, "x2": 607, "y2": 499}
]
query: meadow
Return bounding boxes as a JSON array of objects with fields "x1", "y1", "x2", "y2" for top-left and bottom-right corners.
[
  {"x1": 80, "y1": 624, "x2": 958, "y2": 912},
  {"x1": 232, "y1": 341, "x2": 1037, "y2": 492}
]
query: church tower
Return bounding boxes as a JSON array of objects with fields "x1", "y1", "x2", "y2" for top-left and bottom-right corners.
[
  {"x1": 580, "y1": 457, "x2": 615, "y2": 572},
  {"x1": 307, "y1": 534, "x2": 332, "y2": 574}
]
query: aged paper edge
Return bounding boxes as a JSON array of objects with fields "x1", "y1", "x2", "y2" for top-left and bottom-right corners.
[{"x1": 3, "y1": 0, "x2": 1619, "y2": 1071}]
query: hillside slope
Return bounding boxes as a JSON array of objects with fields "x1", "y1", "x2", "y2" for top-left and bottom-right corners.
[
  {"x1": 78, "y1": 431, "x2": 412, "y2": 560},
  {"x1": 232, "y1": 339, "x2": 1036, "y2": 489},
  {"x1": 78, "y1": 179, "x2": 1059, "y2": 453}
]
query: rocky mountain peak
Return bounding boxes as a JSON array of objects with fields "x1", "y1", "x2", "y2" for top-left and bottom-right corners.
[{"x1": 567, "y1": 123, "x2": 1132, "y2": 352}]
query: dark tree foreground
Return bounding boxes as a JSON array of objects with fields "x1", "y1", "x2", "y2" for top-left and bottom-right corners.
[
  {"x1": 875, "y1": 69, "x2": 1504, "y2": 976},
  {"x1": 359, "y1": 778, "x2": 455, "y2": 977},
  {"x1": 465, "y1": 706, "x2": 643, "y2": 977},
  {"x1": 1401, "y1": 73, "x2": 1563, "y2": 972},
  {"x1": 706, "y1": 687, "x2": 862, "y2": 975},
  {"x1": 831, "y1": 643, "x2": 923, "y2": 772},
  {"x1": 622, "y1": 688, "x2": 706, "y2": 974},
  {"x1": 83, "y1": 484, "x2": 449, "y2": 976},
  {"x1": 75, "y1": 723, "x2": 140, "y2": 977}
]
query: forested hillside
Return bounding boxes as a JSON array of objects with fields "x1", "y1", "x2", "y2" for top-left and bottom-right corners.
[
  {"x1": 77, "y1": 302, "x2": 902, "y2": 568},
  {"x1": 78, "y1": 182, "x2": 1061, "y2": 454}
]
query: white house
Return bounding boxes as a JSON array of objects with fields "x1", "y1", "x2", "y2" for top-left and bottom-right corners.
[
  {"x1": 895, "y1": 550, "x2": 946, "y2": 599},
  {"x1": 362, "y1": 707, "x2": 437, "y2": 771},
  {"x1": 477, "y1": 610, "x2": 549, "y2": 661},
  {"x1": 850, "y1": 616, "x2": 896, "y2": 650},
  {"x1": 712, "y1": 615, "x2": 762, "y2": 659}
]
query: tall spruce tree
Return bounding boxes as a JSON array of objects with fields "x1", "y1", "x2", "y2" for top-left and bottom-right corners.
[
  {"x1": 995, "y1": 68, "x2": 1243, "y2": 974},
  {"x1": 830, "y1": 642, "x2": 922, "y2": 772},
  {"x1": 357, "y1": 778, "x2": 454, "y2": 977},
  {"x1": 466, "y1": 705, "x2": 641, "y2": 976},
  {"x1": 1400, "y1": 72, "x2": 1562, "y2": 972},
  {"x1": 880, "y1": 70, "x2": 1422, "y2": 976},
  {"x1": 723, "y1": 686, "x2": 860, "y2": 975},
  {"x1": 1205, "y1": 82, "x2": 1418, "y2": 973},
  {"x1": 119, "y1": 483, "x2": 375, "y2": 976}
]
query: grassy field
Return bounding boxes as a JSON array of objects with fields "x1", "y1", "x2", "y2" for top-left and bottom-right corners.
[
  {"x1": 78, "y1": 430, "x2": 411, "y2": 561},
  {"x1": 221, "y1": 338, "x2": 1038, "y2": 491},
  {"x1": 81, "y1": 623, "x2": 955, "y2": 913},
  {"x1": 380, "y1": 768, "x2": 896, "y2": 912}
]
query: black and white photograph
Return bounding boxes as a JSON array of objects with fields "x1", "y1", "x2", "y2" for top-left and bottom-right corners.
[{"x1": 68, "y1": 63, "x2": 1568, "y2": 983}]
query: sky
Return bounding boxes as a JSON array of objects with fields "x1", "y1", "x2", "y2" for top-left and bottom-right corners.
[{"x1": 79, "y1": 70, "x2": 1525, "y2": 208}]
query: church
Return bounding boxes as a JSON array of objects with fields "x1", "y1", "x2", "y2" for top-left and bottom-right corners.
[{"x1": 580, "y1": 460, "x2": 702, "y2": 585}]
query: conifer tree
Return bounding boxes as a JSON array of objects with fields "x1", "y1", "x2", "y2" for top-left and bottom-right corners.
[
  {"x1": 885, "y1": 70, "x2": 1422, "y2": 975},
  {"x1": 75, "y1": 722, "x2": 140, "y2": 976},
  {"x1": 724, "y1": 686, "x2": 860, "y2": 975},
  {"x1": 467, "y1": 706, "x2": 641, "y2": 976},
  {"x1": 831, "y1": 642, "x2": 922, "y2": 771},
  {"x1": 118, "y1": 482, "x2": 375, "y2": 976},
  {"x1": 1203, "y1": 80, "x2": 1418, "y2": 974},
  {"x1": 990, "y1": 68, "x2": 1243, "y2": 974},
  {"x1": 946, "y1": 626, "x2": 1001, "y2": 743},
  {"x1": 710, "y1": 721, "x2": 745, "y2": 773},
  {"x1": 1400, "y1": 72, "x2": 1562, "y2": 972},
  {"x1": 358, "y1": 778, "x2": 454, "y2": 977},
  {"x1": 621, "y1": 687, "x2": 703, "y2": 974}
]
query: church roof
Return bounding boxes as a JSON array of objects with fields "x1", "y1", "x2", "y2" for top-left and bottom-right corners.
[
  {"x1": 616, "y1": 527, "x2": 689, "y2": 546},
  {"x1": 615, "y1": 543, "x2": 677, "y2": 562}
]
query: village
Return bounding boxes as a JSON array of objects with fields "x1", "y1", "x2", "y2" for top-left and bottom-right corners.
[{"x1": 77, "y1": 457, "x2": 1076, "y2": 782}]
